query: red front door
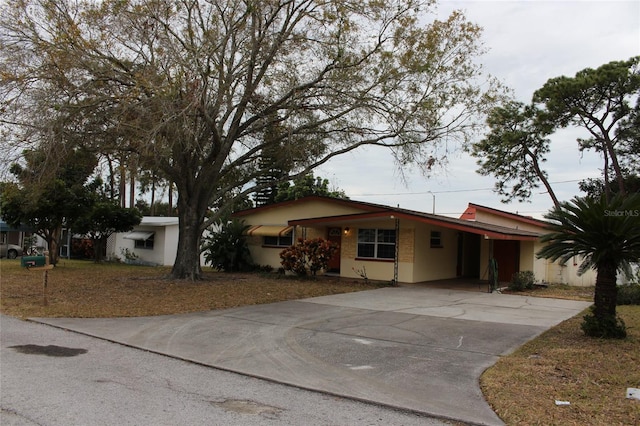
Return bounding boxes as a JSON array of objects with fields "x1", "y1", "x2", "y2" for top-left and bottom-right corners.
[
  {"x1": 493, "y1": 240, "x2": 520, "y2": 283},
  {"x1": 327, "y1": 227, "x2": 342, "y2": 272}
]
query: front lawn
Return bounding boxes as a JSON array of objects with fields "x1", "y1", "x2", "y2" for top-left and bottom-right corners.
[{"x1": 0, "y1": 259, "x2": 384, "y2": 318}]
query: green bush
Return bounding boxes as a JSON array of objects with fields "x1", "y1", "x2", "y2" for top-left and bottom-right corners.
[
  {"x1": 581, "y1": 307, "x2": 627, "y2": 339},
  {"x1": 617, "y1": 283, "x2": 640, "y2": 305},
  {"x1": 201, "y1": 219, "x2": 253, "y2": 272},
  {"x1": 509, "y1": 271, "x2": 535, "y2": 291}
]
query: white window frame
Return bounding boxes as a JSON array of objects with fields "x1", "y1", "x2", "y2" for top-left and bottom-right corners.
[{"x1": 357, "y1": 228, "x2": 396, "y2": 259}]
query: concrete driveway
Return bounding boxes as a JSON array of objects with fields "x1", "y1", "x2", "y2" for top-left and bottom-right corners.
[{"x1": 32, "y1": 286, "x2": 591, "y2": 426}]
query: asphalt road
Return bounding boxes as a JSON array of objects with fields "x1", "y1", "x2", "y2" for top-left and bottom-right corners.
[{"x1": 0, "y1": 315, "x2": 450, "y2": 426}]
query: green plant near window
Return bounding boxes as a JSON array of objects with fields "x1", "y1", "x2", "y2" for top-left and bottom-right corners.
[
  {"x1": 509, "y1": 271, "x2": 535, "y2": 291},
  {"x1": 120, "y1": 247, "x2": 138, "y2": 261},
  {"x1": 201, "y1": 219, "x2": 253, "y2": 272}
]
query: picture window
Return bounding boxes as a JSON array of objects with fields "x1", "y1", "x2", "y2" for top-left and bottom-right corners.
[{"x1": 357, "y1": 228, "x2": 396, "y2": 259}]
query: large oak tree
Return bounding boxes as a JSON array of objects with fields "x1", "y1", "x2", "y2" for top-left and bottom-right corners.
[{"x1": 0, "y1": 0, "x2": 501, "y2": 279}]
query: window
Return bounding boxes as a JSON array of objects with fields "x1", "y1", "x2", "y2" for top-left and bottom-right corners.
[
  {"x1": 357, "y1": 228, "x2": 396, "y2": 259},
  {"x1": 134, "y1": 233, "x2": 154, "y2": 249},
  {"x1": 263, "y1": 233, "x2": 293, "y2": 247},
  {"x1": 125, "y1": 231, "x2": 155, "y2": 249},
  {"x1": 430, "y1": 231, "x2": 442, "y2": 248}
]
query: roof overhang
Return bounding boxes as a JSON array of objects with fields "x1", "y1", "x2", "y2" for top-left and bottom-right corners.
[
  {"x1": 0, "y1": 221, "x2": 34, "y2": 232},
  {"x1": 246, "y1": 225, "x2": 293, "y2": 237},
  {"x1": 289, "y1": 211, "x2": 541, "y2": 241}
]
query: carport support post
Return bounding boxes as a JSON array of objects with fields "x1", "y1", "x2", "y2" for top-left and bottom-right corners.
[{"x1": 393, "y1": 217, "x2": 399, "y2": 285}]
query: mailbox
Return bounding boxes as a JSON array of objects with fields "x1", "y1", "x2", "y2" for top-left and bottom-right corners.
[{"x1": 21, "y1": 256, "x2": 46, "y2": 268}]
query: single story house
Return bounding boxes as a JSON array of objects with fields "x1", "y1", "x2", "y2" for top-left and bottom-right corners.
[
  {"x1": 232, "y1": 196, "x2": 597, "y2": 287},
  {"x1": 109, "y1": 217, "x2": 180, "y2": 266}
]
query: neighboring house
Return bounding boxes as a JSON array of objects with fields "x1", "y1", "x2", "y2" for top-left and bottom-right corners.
[
  {"x1": 0, "y1": 220, "x2": 44, "y2": 257},
  {"x1": 110, "y1": 217, "x2": 180, "y2": 266},
  {"x1": 232, "y1": 196, "x2": 597, "y2": 287},
  {"x1": 1, "y1": 221, "x2": 27, "y2": 258}
]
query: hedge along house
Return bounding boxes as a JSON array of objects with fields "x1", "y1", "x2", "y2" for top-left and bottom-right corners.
[{"x1": 231, "y1": 196, "x2": 590, "y2": 286}]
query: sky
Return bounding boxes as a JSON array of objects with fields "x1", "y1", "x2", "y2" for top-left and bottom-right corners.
[{"x1": 315, "y1": 0, "x2": 640, "y2": 219}]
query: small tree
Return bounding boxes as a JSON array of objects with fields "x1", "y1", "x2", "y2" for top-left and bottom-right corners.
[
  {"x1": 537, "y1": 194, "x2": 640, "y2": 338},
  {"x1": 280, "y1": 238, "x2": 338, "y2": 276},
  {"x1": 201, "y1": 219, "x2": 253, "y2": 272},
  {"x1": 71, "y1": 201, "x2": 142, "y2": 262},
  {"x1": 1, "y1": 147, "x2": 98, "y2": 265}
]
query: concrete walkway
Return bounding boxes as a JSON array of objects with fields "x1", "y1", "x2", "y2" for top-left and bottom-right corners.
[{"x1": 32, "y1": 286, "x2": 591, "y2": 426}]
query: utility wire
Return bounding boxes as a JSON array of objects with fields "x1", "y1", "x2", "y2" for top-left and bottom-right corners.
[{"x1": 350, "y1": 179, "x2": 583, "y2": 197}]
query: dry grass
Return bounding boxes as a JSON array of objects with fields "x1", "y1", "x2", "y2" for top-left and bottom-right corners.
[
  {"x1": 481, "y1": 304, "x2": 640, "y2": 426},
  {"x1": 2, "y1": 259, "x2": 638, "y2": 425},
  {"x1": 502, "y1": 283, "x2": 595, "y2": 302},
  {"x1": 0, "y1": 259, "x2": 385, "y2": 318}
]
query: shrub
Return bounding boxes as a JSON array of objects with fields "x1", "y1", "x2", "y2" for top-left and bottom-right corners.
[
  {"x1": 280, "y1": 238, "x2": 338, "y2": 276},
  {"x1": 201, "y1": 219, "x2": 253, "y2": 272},
  {"x1": 581, "y1": 307, "x2": 627, "y2": 339},
  {"x1": 617, "y1": 283, "x2": 640, "y2": 305},
  {"x1": 509, "y1": 271, "x2": 535, "y2": 291}
]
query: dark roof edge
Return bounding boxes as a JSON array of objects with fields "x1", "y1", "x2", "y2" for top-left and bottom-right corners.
[{"x1": 467, "y1": 203, "x2": 551, "y2": 227}]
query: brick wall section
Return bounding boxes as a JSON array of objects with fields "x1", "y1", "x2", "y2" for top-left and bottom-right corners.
[
  {"x1": 339, "y1": 227, "x2": 414, "y2": 262},
  {"x1": 303, "y1": 227, "x2": 325, "y2": 239},
  {"x1": 342, "y1": 233, "x2": 357, "y2": 258},
  {"x1": 398, "y1": 228, "x2": 414, "y2": 263}
]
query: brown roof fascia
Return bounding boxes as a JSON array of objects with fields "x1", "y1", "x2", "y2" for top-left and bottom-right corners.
[{"x1": 290, "y1": 209, "x2": 540, "y2": 241}]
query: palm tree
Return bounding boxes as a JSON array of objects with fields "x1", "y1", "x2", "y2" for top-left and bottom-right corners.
[{"x1": 537, "y1": 194, "x2": 640, "y2": 338}]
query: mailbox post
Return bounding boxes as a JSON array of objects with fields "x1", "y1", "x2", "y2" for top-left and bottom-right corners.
[{"x1": 22, "y1": 251, "x2": 54, "y2": 306}]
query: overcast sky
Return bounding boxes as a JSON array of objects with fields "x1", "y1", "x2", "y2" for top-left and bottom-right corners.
[{"x1": 316, "y1": 0, "x2": 640, "y2": 219}]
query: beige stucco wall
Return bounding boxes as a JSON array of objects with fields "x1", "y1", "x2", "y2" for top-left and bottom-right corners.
[
  {"x1": 240, "y1": 200, "x2": 599, "y2": 286},
  {"x1": 531, "y1": 240, "x2": 596, "y2": 286},
  {"x1": 340, "y1": 219, "x2": 413, "y2": 283},
  {"x1": 472, "y1": 210, "x2": 546, "y2": 233},
  {"x1": 473, "y1": 210, "x2": 597, "y2": 287},
  {"x1": 239, "y1": 200, "x2": 368, "y2": 271},
  {"x1": 411, "y1": 222, "x2": 459, "y2": 282},
  {"x1": 479, "y1": 238, "x2": 490, "y2": 280},
  {"x1": 244, "y1": 225, "x2": 297, "y2": 268},
  {"x1": 238, "y1": 200, "x2": 367, "y2": 225},
  {"x1": 339, "y1": 218, "x2": 405, "y2": 282}
]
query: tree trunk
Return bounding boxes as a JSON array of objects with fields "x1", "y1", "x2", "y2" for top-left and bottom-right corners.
[
  {"x1": 129, "y1": 170, "x2": 136, "y2": 209},
  {"x1": 119, "y1": 161, "x2": 127, "y2": 208},
  {"x1": 150, "y1": 178, "x2": 156, "y2": 216},
  {"x1": 43, "y1": 225, "x2": 62, "y2": 265},
  {"x1": 593, "y1": 262, "x2": 618, "y2": 319},
  {"x1": 528, "y1": 150, "x2": 560, "y2": 209},
  {"x1": 168, "y1": 182, "x2": 174, "y2": 216},
  {"x1": 171, "y1": 201, "x2": 205, "y2": 280}
]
